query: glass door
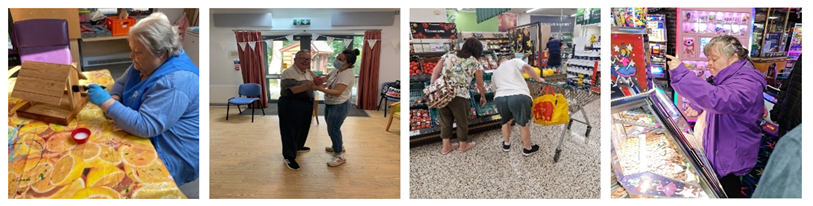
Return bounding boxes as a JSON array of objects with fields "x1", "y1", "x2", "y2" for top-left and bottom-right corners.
[
  {"x1": 762, "y1": 8, "x2": 789, "y2": 57},
  {"x1": 751, "y1": 8, "x2": 769, "y2": 57},
  {"x1": 263, "y1": 35, "x2": 364, "y2": 104}
]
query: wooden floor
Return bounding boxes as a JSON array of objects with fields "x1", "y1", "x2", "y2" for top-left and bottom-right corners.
[{"x1": 209, "y1": 106, "x2": 401, "y2": 199}]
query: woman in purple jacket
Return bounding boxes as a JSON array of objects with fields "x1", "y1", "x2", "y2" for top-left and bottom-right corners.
[{"x1": 665, "y1": 35, "x2": 765, "y2": 198}]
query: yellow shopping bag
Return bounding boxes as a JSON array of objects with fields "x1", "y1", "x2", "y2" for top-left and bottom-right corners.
[{"x1": 532, "y1": 85, "x2": 569, "y2": 125}]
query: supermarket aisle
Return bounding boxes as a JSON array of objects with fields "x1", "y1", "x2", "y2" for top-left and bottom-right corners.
[{"x1": 410, "y1": 100, "x2": 601, "y2": 199}]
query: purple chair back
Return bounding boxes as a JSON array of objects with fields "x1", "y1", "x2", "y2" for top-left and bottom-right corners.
[{"x1": 13, "y1": 19, "x2": 72, "y2": 65}]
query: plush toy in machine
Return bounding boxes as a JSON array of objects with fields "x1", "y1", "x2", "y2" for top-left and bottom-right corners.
[
  {"x1": 590, "y1": 35, "x2": 597, "y2": 44},
  {"x1": 684, "y1": 38, "x2": 695, "y2": 56}
]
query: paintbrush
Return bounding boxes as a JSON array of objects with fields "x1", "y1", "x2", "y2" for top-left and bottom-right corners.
[{"x1": 71, "y1": 85, "x2": 106, "y2": 92}]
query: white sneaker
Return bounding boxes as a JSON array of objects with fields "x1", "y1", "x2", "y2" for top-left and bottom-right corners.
[
  {"x1": 327, "y1": 153, "x2": 346, "y2": 167},
  {"x1": 325, "y1": 146, "x2": 346, "y2": 152}
]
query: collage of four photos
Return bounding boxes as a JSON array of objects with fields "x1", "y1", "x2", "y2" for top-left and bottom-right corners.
[{"x1": 5, "y1": 7, "x2": 804, "y2": 199}]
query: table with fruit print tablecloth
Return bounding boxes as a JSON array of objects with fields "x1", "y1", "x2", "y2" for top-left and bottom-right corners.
[{"x1": 8, "y1": 69, "x2": 186, "y2": 199}]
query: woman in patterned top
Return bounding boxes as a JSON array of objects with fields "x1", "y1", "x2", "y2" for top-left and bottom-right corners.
[{"x1": 430, "y1": 38, "x2": 487, "y2": 154}]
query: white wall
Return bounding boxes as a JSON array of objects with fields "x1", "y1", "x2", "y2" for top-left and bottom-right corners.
[
  {"x1": 154, "y1": 8, "x2": 186, "y2": 24},
  {"x1": 518, "y1": 12, "x2": 532, "y2": 26},
  {"x1": 210, "y1": 9, "x2": 401, "y2": 105},
  {"x1": 573, "y1": 24, "x2": 600, "y2": 38},
  {"x1": 410, "y1": 8, "x2": 448, "y2": 22}
]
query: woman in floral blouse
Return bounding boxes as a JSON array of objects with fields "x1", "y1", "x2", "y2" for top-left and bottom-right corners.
[{"x1": 430, "y1": 38, "x2": 487, "y2": 154}]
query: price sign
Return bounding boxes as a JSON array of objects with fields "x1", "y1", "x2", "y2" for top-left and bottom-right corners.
[
  {"x1": 410, "y1": 130, "x2": 420, "y2": 136},
  {"x1": 491, "y1": 115, "x2": 501, "y2": 120},
  {"x1": 429, "y1": 43, "x2": 446, "y2": 52}
]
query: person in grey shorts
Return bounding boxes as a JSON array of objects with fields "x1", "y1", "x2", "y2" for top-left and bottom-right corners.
[{"x1": 492, "y1": 58, "x2": 545, "y2": 156}]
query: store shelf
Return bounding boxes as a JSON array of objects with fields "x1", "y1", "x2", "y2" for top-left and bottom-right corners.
[
  {"x1": 412, "y1": 51, "x2": 448, "y2": 56},
  {"x1": 568, "y1": 69, "x2": 594, "y2": 76},
  {"x1": 467, "y1": 37, "x2": 509, "y2": 40},
  {"x1": 409, "y1": 115, "x2": 501, "y2": 137},
  {"x1": 409, "y1": 74, "x2": 431, "y2": 82},
  {"x1": 409, "y1": 103, "x2": 429, "y2": 110}
]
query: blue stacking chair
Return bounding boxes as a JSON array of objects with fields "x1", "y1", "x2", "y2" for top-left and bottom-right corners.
[
  {"x1": 227, "y1": 83, "x2": 265, "y2": 122},
  {"x1": 378, "y1": 81, "x2": 400, "y2": 117}
]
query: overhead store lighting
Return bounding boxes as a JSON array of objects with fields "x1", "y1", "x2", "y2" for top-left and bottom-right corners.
[{"x1": 526, "y1": 8, "x2": 544, "y2": 13}]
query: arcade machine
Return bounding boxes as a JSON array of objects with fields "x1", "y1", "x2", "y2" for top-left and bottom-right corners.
[
  {"x1": 647, "y1": 14, "x2": 669, "y2": 88},
  {"x1": 674, "y1": 8, "x2": 754, "y2": 123},
  {"x1": 611, "y1": 8, "x2": 651, "y2": 99}
]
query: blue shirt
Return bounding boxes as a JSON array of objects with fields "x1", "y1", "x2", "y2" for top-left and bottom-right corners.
[
  {"x1": 108, "y1": 51, "x2": 200, "y2": 186},
  {"x1": 546, "y1": 39, "x2": 562, "y2": 54}
]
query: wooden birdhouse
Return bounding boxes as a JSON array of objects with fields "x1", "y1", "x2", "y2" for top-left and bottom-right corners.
[{"x1": 11, "y1": 61, "x2": 89, "y2": 125}]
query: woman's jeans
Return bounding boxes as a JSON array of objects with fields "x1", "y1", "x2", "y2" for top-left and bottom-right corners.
[{"x1": 325, "y1": 101, "x2": 349, "y2": 154}]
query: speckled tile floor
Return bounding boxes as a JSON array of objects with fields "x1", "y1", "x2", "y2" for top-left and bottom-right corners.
[{"x1": 410, "y1": 101, "x2": 601, "y2": 199}]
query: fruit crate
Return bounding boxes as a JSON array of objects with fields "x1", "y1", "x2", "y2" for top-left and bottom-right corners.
[
  {"x1": 421, "y1": 57, "x2": 441, "y2": 75},
  {"x1": 410, "y1": 108, "x2": 433, "y2": 131},
  {"x1": 409, "y1": 60, "x2": 424, "y2": 76},
  {"x1": 410, "y1": 82, "x2": 427, "y2": 106},
  {"x1": 471, "y1": 92, "x2": 499, "y2": 117},
  {"x1": 106, "y1": 16, "x2": 136, "y2": 36}
]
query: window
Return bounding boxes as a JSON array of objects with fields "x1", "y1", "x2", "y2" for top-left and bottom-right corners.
[{"x1": 263, "y1": 35, "x2": 364, "y2": 104}]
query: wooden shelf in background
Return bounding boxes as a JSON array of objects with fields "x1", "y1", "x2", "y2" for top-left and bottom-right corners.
[{"x1": 81, "y1": 36, "x2": 128, "y2": 42}]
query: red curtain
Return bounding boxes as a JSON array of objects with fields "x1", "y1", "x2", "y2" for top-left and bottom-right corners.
[
  {"x1": 357, "y1": 30, "x2": 381, "y2": 110},
  {"x1": 234, "y1": 31, "x2": 268, "y2": 108}
]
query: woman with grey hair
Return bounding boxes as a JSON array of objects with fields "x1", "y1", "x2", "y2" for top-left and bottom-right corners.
[
  {"x1": 86, "y1": 12, "x2": 200, "y2": 192},
  {"x1": 665, "y1": 35, "x2": 765, "y2": 198}
]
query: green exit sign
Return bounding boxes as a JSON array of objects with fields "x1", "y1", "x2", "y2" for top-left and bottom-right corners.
[{"x1": 293, "y1": 19, "x2": 311, "y2": 25}]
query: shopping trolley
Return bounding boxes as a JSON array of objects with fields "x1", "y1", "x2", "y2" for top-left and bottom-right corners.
[{"x1": 527, "y1": 80, "x2": 600, "y2": 162}]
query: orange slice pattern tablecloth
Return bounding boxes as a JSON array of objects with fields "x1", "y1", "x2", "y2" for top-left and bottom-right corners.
[{"x1": 8, "y1": 69, "x2": 186, "y2": 199}]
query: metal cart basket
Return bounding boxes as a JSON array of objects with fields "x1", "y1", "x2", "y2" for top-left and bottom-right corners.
[{"x1": 526, "y1": 80, "x2": 600, "y2": 162}]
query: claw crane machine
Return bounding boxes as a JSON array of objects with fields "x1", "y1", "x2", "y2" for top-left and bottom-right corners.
[{"x1": 674, "y1": 8, "x2": 754, "y2": 123}]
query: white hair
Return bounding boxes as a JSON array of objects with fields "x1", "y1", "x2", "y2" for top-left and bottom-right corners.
[{"x1": 128, "y1": 12, "x2": 182, "y2": 57}]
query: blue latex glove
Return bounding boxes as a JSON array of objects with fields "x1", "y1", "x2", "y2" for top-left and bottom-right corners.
[{"x1": 87, "y1": 84, "x2": 112, "y2": 105}]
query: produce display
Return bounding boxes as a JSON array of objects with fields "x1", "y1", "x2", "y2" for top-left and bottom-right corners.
[
  {"x1": 422, "y1": 61, "x2": 438, "y2": 74},
  {"x1": 475, "y1": 102, "x2": 499, "y2": 116},
  {"x1": 410, "y1": 61, "x2": 422, "y2": 76},
  {"x1": 411, "y1": 109, "x2": 432, "y2": 130},
  {"x1": 480, "y1": 56, "x2": 499, "y2": 70},
  {"x1": 411, "y1": 97, "x2": 426, "y2": 107}
]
